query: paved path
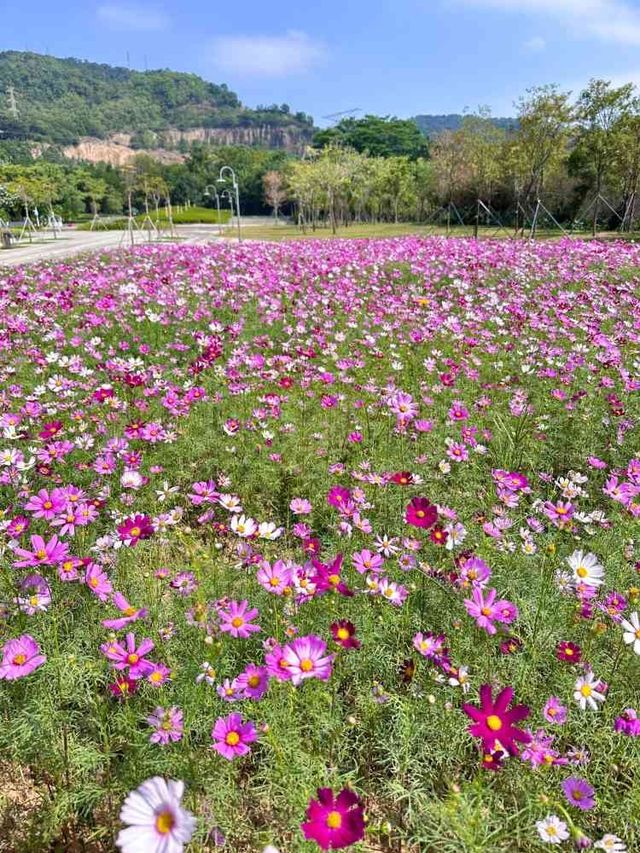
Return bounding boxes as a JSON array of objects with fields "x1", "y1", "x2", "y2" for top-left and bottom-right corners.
[{"x1": 0, "y1": 224, "x2": 227, "y2": 268}]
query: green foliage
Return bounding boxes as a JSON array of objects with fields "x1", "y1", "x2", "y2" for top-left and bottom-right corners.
[
  {"x1": 314, "y1": 115, "x2": 430, "y2": 159},
  {"x1": 0, "y1": 51, "x2": 313, "y2": 146},
  {"x1": 413, "y1": 113, "x2": 516, "y2": 136}
]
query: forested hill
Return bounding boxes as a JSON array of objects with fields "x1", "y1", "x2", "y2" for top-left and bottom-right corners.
[
  {"x1": 412, "y1": 113, "x2": 516, "y2": 135},
  {"x1": 0, "y1": 51, "x2": 314, "y2": 147}
]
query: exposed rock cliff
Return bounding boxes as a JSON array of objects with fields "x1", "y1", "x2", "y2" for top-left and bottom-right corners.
[{"x1": 62, "y1": 125, "x2": 312, "y2": 165}]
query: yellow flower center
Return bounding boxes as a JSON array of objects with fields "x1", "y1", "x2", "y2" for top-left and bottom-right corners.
[
  {"x1": 300, "y1": 658, "x2": 314, "y2": 672},
  {"x1": 150, "y1": 672, "x2": 163, "y2": 683},
  {"x1": 269, "y1": 577, "x2": 280, "y2": 586},
  {"x1": 155, "y1": 810, "x2": 175, "y2": 835},
  {"x1": 416, "y1": 510, "x2": 425, "y2": 518},
  {"x1": 12, "y1": 653, "x2": 27, "y2": 665},
  {"x1": 29, "y1": 595, "x2": 39, "y2": 606},
  {"x1": 481, "y1": 607, "x2": 492, "y2": 616},
  {"x1": 36, "y1": 550, "x2": 47, "y2": 559},
  {"x1": 328, "y1": 574, "x2": 340, "y2": 586},
  {"x1": 248, "y1": 675, "x2": 260, "y2": 687},
  {"x1": 337, "y1": 628, "x2": 350, "y2": 641},
  {"x1": 486, "y1": 715, "x2": 503, "y2": 731},
  {"x1": 580, "y1": 684, "x2": 592, "y2": 697},
  {"x1": 576, "y1": 567, "x2": 588, "y2": 578},
  {"x1": 124, "y1": 606, "x2": 136, "y2": 617},
  {"x1": 231, "y1": 617, "x2": 244, "y2": 628},
  {"x1": 127, "y1": 654, "x2": 139, "y2": 665},
  {"x1": 43, "y1": 501, "x2": 52, "y2": 509},
  {"x1": 225, "y1": 731, "x2": 240, "y2": 746},
  {"x1": 326, "y1": 811, "x2": 342, "y2": 830}
]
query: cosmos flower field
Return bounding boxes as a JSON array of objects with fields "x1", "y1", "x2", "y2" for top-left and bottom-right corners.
[{"x1": 1, "y1": 236, "x2": 640, "y2": 852}]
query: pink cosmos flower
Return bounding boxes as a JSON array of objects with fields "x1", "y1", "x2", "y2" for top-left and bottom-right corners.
[
  {"x1": 84, "y1": 563, "x2": 113, "y2": 602},
  {"x1": 464, "y1": 586, "x2": 500, "y2": 634},
  {"x1": 24, "y1": 488, "x2": 66, "y2": 520},
  {"x1": 352, "y1": 549, "x2": 384, "y2": 574},
  {"x1": 102, "y1": 593, "x2": 149, "y2": 629},
  {"x1": 100, "y1": 632, "x2": 155, "y2": 678},
  {"x1": 256, "y1": 560, "x2": 293, "y2": 595},
  {"x1": 12, "y1": 534, "x2": 70, "y2": 568},
  {"x1": 0, "y1": 634, "x2": 46, "y2": 680},
  {"x1": 147, "y1": 706, "x2": 183, "y2": 744},
  {"x1": 16, "y1": 575, "x2": 51, "y2": 615},
  {"x1": 290, "y1": 497, "x2": 312, "y2": 515},
  {"x1": 211, "y1": 713, "x2": 257, "y2": 760},
  {"x1": 282, "y1": 635, "x2": 334, "y2": 686},
  {"x1": 235, "y1": 664, "x2": 270, "y2": 699},
  {"x1": 264, "y1": 644, "x2": 293, "y2": 682},
  {"x1": 219, "y1": 600, "x2": 261, "y2": 638},
  {"x1": 543, "y1": 696, "x2": 568, "y2": 725}
]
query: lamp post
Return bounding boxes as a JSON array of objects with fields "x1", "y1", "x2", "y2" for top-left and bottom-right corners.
[
  {"x1": 217, "y1": 166, "x2": 242, "y2": 242},
  {"x1": 203, "y1": 184, "x2": 223, "y2": 235}
]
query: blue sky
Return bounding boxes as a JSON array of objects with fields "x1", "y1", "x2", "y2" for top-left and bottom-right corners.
[{"x1": 4, "y1": 0, "x2": 640, "y2": 123}]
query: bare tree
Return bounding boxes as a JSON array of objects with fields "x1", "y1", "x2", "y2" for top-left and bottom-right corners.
[{"x1": 263, "y1": 171, "x2": 288, "y2": 224}]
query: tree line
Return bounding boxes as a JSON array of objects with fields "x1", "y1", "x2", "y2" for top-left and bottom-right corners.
[{"x1": 3, "y1": 78, "x2": 640, "y2": 233}]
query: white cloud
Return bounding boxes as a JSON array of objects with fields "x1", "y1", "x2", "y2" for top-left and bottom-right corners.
[
  {"x1": 96, "y1": 3, "x2": 169, "y2": 31},
  {"x1": 456, "y1": 0, "x2": 640, "y2": 46},
  {"x1": 523, "y1": 35, "x2": 546, "y2": 52},
  {"x1": 208, "y1": 31, "x2": 326, "y2": 78}
]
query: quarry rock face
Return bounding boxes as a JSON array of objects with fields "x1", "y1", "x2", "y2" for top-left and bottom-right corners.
[{"x1": 62, "y1": 125, "x2": 312, "y2": 165}]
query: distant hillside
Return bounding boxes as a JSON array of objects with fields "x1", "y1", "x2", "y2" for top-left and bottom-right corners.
[
  {"x1": 0, "y1": 52, "x2": 314, "y2": 156},
  {"x1": 412, "y1": 114, "x2": 517, "y2": 136}
]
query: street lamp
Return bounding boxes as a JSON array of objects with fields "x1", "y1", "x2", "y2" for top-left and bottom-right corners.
[
  {"x1": 217, "y1": 165, "x2": 242, "y2": 242},
  {"x1": 203, "y1": 184, "x2": 223, "y2": 235}
]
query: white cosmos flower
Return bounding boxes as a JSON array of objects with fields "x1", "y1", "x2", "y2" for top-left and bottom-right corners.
[
  {"x1": 230, "y1": 514, "x2": 257, "y2": 538},
  {"x1": 574, "y1": 672, "x2": 606, "y2": 711},
  {"x1": 567, "y1": 550, "x2": 604, "y2": 587},
  {"x1": 217, "y1": 494, "x2": 242, "y2": 513},
  {"x1": 116, "y1": 776, "x2": 195, "y2": 852},
  {"x1": 594, "y1": 834, "x2": 626, "y2": 852},
  {"x1": 536, "y1": 814, "x2": 569, "y2": 844},
  {"x1": 258, "y1": 521, "x2": 283, "y2": 541},
  {"x1": 620, "y1": 611, "x2": 640, "y2": 655}
]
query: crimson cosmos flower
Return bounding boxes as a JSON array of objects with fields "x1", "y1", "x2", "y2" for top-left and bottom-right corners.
[{"x1": 405, "y1": 497, "x2": 437, "y2": 529}]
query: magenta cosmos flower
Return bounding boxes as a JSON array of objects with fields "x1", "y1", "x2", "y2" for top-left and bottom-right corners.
[
  {"x1": 405, "y1": 497, "x2": 437, "y2": 529},
  {"x1": 463, "y1": 684, "x2": 531, "y2": 756},
  {"x1": 0, "y1": 634, "x2": 46, "y2": 680},
  {"x1": 211, "y1": 713, "x2": 257, "y2": 760},
  {"x1": 218, "y1": 600, "x2": 261, "y2": 638},
  {"x1": 116, "y1": 777, "x2": 195, "y2": 852},
  {"x1": 311, "y1": 554, "x2": 353, "y2": 597},
  {"x1": 117, "y1": 514, "x2": 154, "y2": 546},
  {"x1": 282, "y1": 635, "x2": 334, "y2": 686},
  {"x1": 301, "y1": 787, "x2": 365, "y2": 850}
]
